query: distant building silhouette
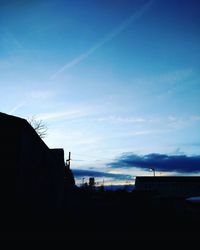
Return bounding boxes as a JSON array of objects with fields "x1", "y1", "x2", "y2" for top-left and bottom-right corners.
[
  {"x1": 89, "y1": 177, "x2": 95, "y2": 190},
  {"x1": 135, "y1": 176, "x2": 200, "y2": 197},
  {"x1": 0, "y1": 112, "x2": 75, "y2": 216}
]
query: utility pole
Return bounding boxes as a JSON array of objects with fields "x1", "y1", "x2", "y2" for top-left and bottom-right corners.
[
  {"x1": 66, "y1": 151, "x2": 71, "y2": 168},
  {"x1": 65, "y1": 151, "x2": 71, "y2": 178},
  {"x1": 68, "y1": 151, "x2": 71, "y2": 169}
]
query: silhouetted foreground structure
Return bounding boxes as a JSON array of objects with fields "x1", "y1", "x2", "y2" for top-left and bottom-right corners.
[
  {"x1": 0, "y1": 112, "x2": 75, "y2": 229},
  {"x1": 1, "y1": 112, "x2": 200, "y2": 238},
  {"x1": 135, "y1": 176, "x2": 200, "y2": 197}
]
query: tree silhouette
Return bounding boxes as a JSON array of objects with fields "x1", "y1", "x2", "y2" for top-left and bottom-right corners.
[{"x1": 28, "y1": 116, "x2": 47, "y2": 139}]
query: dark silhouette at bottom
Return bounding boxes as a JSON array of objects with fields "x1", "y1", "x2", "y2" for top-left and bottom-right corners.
[
  {"x1": 2, "y1": 187, "x2": 199, "y2": 240},
  {"x1": 0, "y1": 112, "x2": 200, "y2": 240}
]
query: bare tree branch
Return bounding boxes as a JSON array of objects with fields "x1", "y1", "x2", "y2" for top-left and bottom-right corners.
[{"x1": 28, "y1": 116, "x2": 48, "y2": 139}]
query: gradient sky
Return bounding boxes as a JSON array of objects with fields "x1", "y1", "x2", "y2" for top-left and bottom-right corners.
[{"x1": 1, "y1": 0, "x2": 200, "y2": 185}]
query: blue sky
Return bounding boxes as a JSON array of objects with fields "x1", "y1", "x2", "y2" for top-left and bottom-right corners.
[{"x1": 1, "y1": 0, "x2": 200, "y2": 185}]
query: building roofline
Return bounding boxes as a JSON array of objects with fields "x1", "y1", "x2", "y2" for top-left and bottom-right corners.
[
  {"x1": 0, "y1": 111, "x2": 27, "y2": 122},
  {"x1": 136, "y1": 176, "x2": 200, "y2": 183}
]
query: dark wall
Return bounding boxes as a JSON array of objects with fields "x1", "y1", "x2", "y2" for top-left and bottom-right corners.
[
  {"x1": 16, "y1": 122, "x2": 65, "y2": 211},
  {"x1": 0, "y1": 113, "x2": 68, "y2": 215},
  {"x1": 135, "y1": 176, "x2": 200, "y2": 197},
  {"x1": 0, "y1": 113, "x2": 22, "y2": 209}
]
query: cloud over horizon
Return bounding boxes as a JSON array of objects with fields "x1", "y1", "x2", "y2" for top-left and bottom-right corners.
[
  {"x1": 107, "y1": 153, "x2": 200, "y2": 173},
  {"x1": 72, "y1": 168, "x2": 133, "y2": 180}
]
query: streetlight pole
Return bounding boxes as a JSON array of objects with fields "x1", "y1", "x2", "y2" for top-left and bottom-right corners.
[{"x1": 150, "y1": 168, "x2": 155, "y2": 176}]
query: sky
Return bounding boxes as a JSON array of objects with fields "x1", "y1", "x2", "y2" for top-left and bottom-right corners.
[{"x1": 1, "y1": 0, "x2": 200, "y2": 185}]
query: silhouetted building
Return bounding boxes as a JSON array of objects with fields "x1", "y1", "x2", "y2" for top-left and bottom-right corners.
[
  {"x1": 135, "y1": 176, "x2": 200, "y2": 197},
  {"x1": 89, "y1": 177, "x2": 95, "y2": 186},
  {"x1": 0, "y1": 112, "x2": 75, "y2": 215},
  {"x1": 89, "y1": 177, "x2": 95, "y2": 191}
]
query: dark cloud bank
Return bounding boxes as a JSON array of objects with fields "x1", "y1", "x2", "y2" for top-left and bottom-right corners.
[
  {"x1": 72, "y1": 154, "x2": 200, "y2": 182},
  {"x1": 107, "y1": 153, "x2": 200, "y2": 173}
]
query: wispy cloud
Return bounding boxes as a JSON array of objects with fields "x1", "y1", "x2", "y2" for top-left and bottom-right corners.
[
  {"x1": 8, "y1": 90, "x2": 56, "y2": 116},
  {"x1": 95, "y1": 115, "x2": 147, "y2": 124},
  {"x1": 27, "y1": 90, "x2": 55, "y2": 100},
  {"x1": 157, "y1": 68, "x2": 194, "y2": 84},
  {"x1": 3, "y1": 30, "x2": 24, "y2": 51},
  {"x1": 105, "y1": 114, "x2": 200, "y2": 131},
  {"x1": 8, "y1": 102, "x2": 25, "y2": 115},
  {"x1": 124, "y1": 130, "x2": 163, "y2": 137},
  {"x1": 191, "y1": 115, "x2": 200, "y2": 122},
  {"x1": 132, "y1": 68, "x2": 195, "y2": 88},
  {"x1": 115, "y1": 128, "x2": 172, "y2": 139},
  {"x1": 45, "y1": 128, "x2": 103, "y2": 151},
  {"x1": 170, "y1": 142, "x2": 200, "y2": 149},
  {"x1": 36, "y1": 109, "x2": 90, "y2": 121},
  {"x1": 167, "y1": 115, "x2": 200, "y2": 129},
  {"x1": 50, "y1": 0, "x2": 154, "y2": 78}
]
